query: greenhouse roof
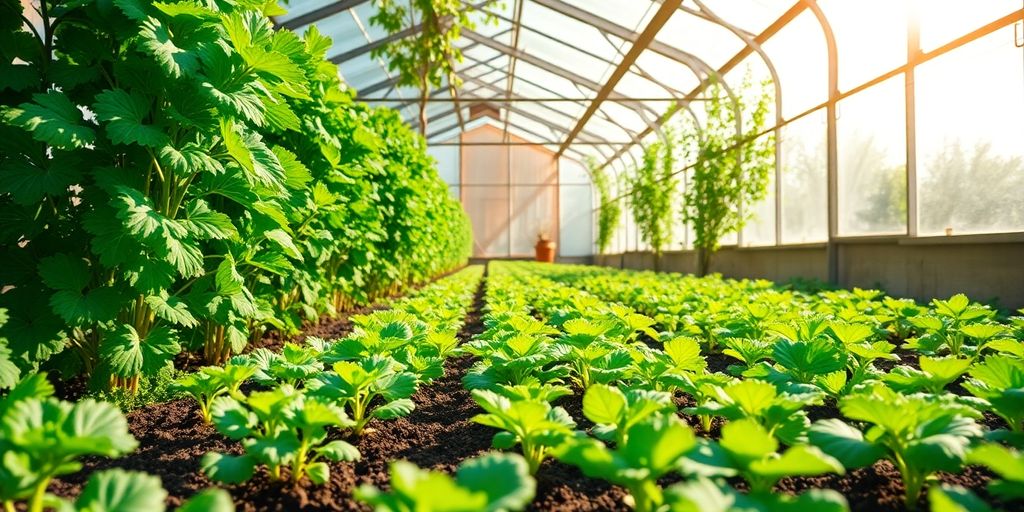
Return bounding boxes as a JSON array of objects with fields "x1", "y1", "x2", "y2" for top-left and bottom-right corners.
[
  {"x1": 273, "y1": 0, "x2": 1023, "y2": 173},
  {"x1": 272, "y1": 0, "x2": 804, "y2": 164}
]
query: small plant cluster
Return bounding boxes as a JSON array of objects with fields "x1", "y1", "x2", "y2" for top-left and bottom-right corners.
[
  {"x1": 469, "y1": 261, "x2": 1024, "y2": 511},
  {"x1": 0, "y1": 0, "x2": 471, "y2": 395},
  {"x1": 176, "y1": 266, "x2": 484, "y2": 487},
  {"x1": 0, "y1": 373, "x2": 231, "y2": 512}
]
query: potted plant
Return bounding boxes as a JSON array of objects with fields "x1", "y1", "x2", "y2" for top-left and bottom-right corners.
[{"x1": 535, "y1": 232, "x2": 556, "y2": 263}]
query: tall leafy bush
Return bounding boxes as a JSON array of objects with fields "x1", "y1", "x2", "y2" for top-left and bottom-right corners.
[{"x1": 628, "y1": 131, "x2": 677, "y2": 270}]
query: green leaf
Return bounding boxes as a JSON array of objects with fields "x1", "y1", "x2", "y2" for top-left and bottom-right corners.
[
  {"x1": 307, "y1": 461, "x2": 330, "y2": 485},
  {"x1": 317, "y1": 440, "x2": 360, "y2": 462},
  {"x1": 100, "y1": 325, "x2": 181, "y2": 378},
  {"x1": 93, "y1": 88, "x2": 169, "y2": 147},
  {"x1": 146, "y1": 292, "x2": 198, "y2": 328},
  {"x1": 215, "y1": 255, "x2": 245, "y2": 296},
  {"x1": 0, "y1": 154, "x2": 82, "y2": 205},
  {"x1": 75, "y1": 469, "x2": 167, "y2": 512},
  {"x1": 920, "y1": 356, "x2": 972, "y2": 383},
  {"x1": 38, "y1": 254, "x2": 90, "y2": 292},
  {"x1": 264, "y1": 229, "x2": 303, "y2": 260},
  {"x1": 182, "y1": 200, "x2": 237, "y2": 240},
  {"x1": 582, "y1": 383, "x2": 627, "y2": 425},
  {"x1": 201, "y1": 452, "x2": 255, "y2": 484},
  {"x1": 748, "y1": 445, "x2": 844, "y2": 481},
  {"x1": 370, "y1": 398, "x2": 415, "y2": 419},
  {"x1": 807, "y1": 419, "x2": 884, "y2": 468},
  {"x1": 456, "y1": 452, "x2": 537, "y2": 512},
  {"x1": 928, "y1": 485, "x2": 992, "y2": 512},
  {"x1": 176, "y1": 488, "x2": 235, "y2": 512},
  {"x1": 139, "y1": 16, "x2": 199, "y2": 78},
  {"x1": 10, "y1": 91, "x2": 96, "y2": 149}
]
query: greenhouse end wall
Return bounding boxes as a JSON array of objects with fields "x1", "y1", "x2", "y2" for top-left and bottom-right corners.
[{"x1": 593, "y1": 238, "x2": 1024, "y2": 309}]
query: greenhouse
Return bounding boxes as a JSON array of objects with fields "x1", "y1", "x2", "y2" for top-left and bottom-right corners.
[{"x1": 1, "y1": 0, "x2": 1023, "y2": 510}]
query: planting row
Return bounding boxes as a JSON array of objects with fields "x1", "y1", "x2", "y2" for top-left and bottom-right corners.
[
  {"x1": 0, "y1": 0, "x2": 471, "y2": 395},
  {"x1": 455, "y1": 262, "x2": 1024, "y2": 511},
  {"x1": 1, "y1": 266, "x2": 486, "y2": 512}
]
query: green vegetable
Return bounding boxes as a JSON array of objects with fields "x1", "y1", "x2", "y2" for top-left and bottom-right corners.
[
  {"x1": 356, "y1": 452, "x2": 536, "y2": 512},
  {"x1": 665, "y1": 476, "x2": 849, "y2": 512},
  {"x1": 174, "y1": 363, "x2": 257, "y2": 423},
  {"x1": 581, "y1": 383, "x2": 675, "y2": 445},
  {"x1": 308, "y1": 356, "x2": 418, "y2": 435},
  {"x1": 554, "y1": 415, "x2": 696, "y2": 512},
  {"x1": 883, "y1": 355, "x2": 972, "y2": 394},
  {"x1": 42, "y1": 469, "x2": 234, "y2": 512},
  {"x1": 808, "y1": 384, "x2": 983, "y2": 509},
  {"x1": 471, "y1": 390, "x2": 576, "y2": 475},
  {"x1": 962, "y1": 355, "x2": 1024, "y2": 432}
]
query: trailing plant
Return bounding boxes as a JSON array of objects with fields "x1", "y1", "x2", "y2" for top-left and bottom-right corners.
[
  {"x1": 586, "y1": 156, "x2": 621, "y2": 255},
  {"x1": 627, "y1": 132, "x2": 677, "y2": 270},
  {"x1": 678, "y1": 76, "x2": 774, "y2": 276}
]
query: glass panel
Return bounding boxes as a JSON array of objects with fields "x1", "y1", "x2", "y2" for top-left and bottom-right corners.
[
  {"x1": 821, "y1": 0, "x2": 909, "y2": 91},
  {"x1": 917, "y1": 0, "x2": 1021, "y2": 52},
  {"x1": 837, "y1": 76, "x2": 907, "y2": 236},
  {"x1": 559, "y1": 157, "x2": 591, "y2": 185},
  {"x1": 461, "y1": 125, "x2": 509, "y2": 185},
  {"x1": 762, "y1": 12, "x2": 828, "y2": 119},
  {"x1": 427, "y1": 142, "x2": 459, "y2": 185},
  {"x1": 691, "y1": 0, "x2": 792, "y2": 34},
  {"x1": 742, "y1": 133, "x2": 777, "y2": 247},
  {"x1": 559, "y1": 184, "x2": 593, "y2": 256},
  {"x1": 560, "y1": 0, "x2": 654, "y2": 32},
  {"x1": 656, "y1": 10, "x2": 744, "y2": 69},
  {"x1": 463, "y1": 185, "x2": 510, "y2": 257},
  {"x1": 510, "y1": 185, "x2": 559, "y2": 255},
  {"x1": 916, "y1": 26, "x2": 1024, "y2": 235},
  {"x1": 781, "y1": 109, "x2": 828, "y2": 244}
]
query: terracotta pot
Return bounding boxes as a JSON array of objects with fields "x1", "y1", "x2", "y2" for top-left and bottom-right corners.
[{"x1": 535, "y1": 239, "x2": 556, "y2": 263}]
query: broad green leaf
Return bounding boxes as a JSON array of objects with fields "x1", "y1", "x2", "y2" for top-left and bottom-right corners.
[
  {"x1": 176, "y1": 488, "x2": 235, "y2": 512},
  {"x1": 93, "y1": 88, "x2": 169, "y2": 148},
  {"x1": 201, "y1": 452, "x2": 255, "y2": 484},
  {"x1": 456, "y1": 452, "x2": 537, "y2": 512},
  {"x1": 139, "y1": 16, "x2": 199, "y2": 78},
  {"x1": 10, "y1": 91, "x2": 95, "y2": 149},
  {"x1": 75, "y1": 469, "x2": 167, "y2": 512},
  {"x1": 582, "y1": 384, "x2": 627, "y2": 425},
  {"x1": 928, "y1": 485, "x2": 992, "y2": 512},
  {"x1": 807, "y1": 419, "x2": 884, "y2": 468}
]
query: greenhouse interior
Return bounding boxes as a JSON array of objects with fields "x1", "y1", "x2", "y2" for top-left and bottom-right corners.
[{"x1": 2, "y1": 0, "x2": 1024, "y2": 510}]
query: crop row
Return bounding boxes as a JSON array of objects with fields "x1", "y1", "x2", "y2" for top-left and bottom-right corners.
[
  {"x1": 456, "y1": 261, "x2": 1024, "y2": 511},
  {"x1": 0, "y1": 266, "x2": 485, "y2": 512},
  {"x1": 0, "y1": 0, "x2": 471, "y2": 396}
]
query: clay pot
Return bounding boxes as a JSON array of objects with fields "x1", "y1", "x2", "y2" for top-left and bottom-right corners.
[{"x1": 535, "y1": 238, "x2": 556, "y2": 263}]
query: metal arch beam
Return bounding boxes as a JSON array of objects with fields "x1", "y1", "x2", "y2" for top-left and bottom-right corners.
[
  {"x1": 330, "y1": 24, "x2": 422, "y2": 64},
  {"x1": 598, "y1": 1, "x2": 808, "y2": 170},
  {"x1": 357, "y1": 44, "x2": 501, "y2": 96},
  {"x1": 453, "y1": 47, "x2": 646, "y2": 142},
  {"x1": 555, "y1": 0, "x2": 683, "y2": 158},
  {"x1": 279, "y1": 0, "x2": 370, "y2": 30}
]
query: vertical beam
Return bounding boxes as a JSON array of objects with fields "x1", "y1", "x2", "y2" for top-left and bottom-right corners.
[
  {"x1": 905, "y1": 3, "x2": 920, "y2": 238},
  {"x1": 555, "y1": 0, "x2": 684, "y2": 158}
]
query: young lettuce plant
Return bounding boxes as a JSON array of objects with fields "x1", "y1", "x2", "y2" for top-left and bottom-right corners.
[
  {"x1": 808, "y1": 384, "x2": 984, "y2": 509},
  {"x1": 234, "y1": 344, "x2": 322, "y2": 386},
  {"x1": 552, "y1": 318, "x2": 631, "y2": 389},
  {"x1": 582, "y1": 383, "x2": 675, "y2": 445},
  {"x1": 43, "y1": 469, "x2": 233, "y2": 512},
  {"x1": 203, "y1": 386, "x2": 360, "y2": 484},
  {"x1": 470, "y1": 390, "x2": 576, "y2": 475},
  {"x1": 961, "y1": 355, "x2": 1024, "y2": 433},
  {"x1": 174, "y1": 363, "x2": 258, "y2": 423},
  {"x1": 883, "y1": 356, "x2": 972, "y2": 394},
  {"x1": 679, "y1": 418, "x2": 844, "y2": 494},
  {"x1": 683, "y1": 379, "x2": 821, "y2": 445},
  {"x1": 665, "y1": 477, "x2": 849, "y2": 512},
  {"x1": 554, "y1": 414, "x2": 696, "y2": 512},
  {"x1": 355, "y1": 452, "x2": 536, "y2": 512},
  {"x1": 462, "y1": 332, "x2": 570, "y2": 391},
  {"x1": 0, "y1": 374, "x2": 138, "y2": 512},
  {"x1": 307, "y1": 356, "x2": 418, "y2": 435}
]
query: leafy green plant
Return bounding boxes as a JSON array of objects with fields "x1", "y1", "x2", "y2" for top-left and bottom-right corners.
[
  {"x1": 679, "y1": 77, "x2": 774, "y2": 276},
  {"x1": 43, "y1": 469, "x2": 234, "y2": 512},
  {"x1": 307, "y1": 356, "x2": 418, "y2": 435},
  {"x1": 883, "y1": 355, "x2": 972, "y2": 394},
  {"x1": 680, "y1": 418, "x2": 844, "y2": 493},
  {"x1": 203, "y1": 386, "x2": 360, "y2": 484},
  {"x1": 587, "y1": 156, "x2": 621, "y2": 255},
  {"x1": 355, "y1": 452, "x2": 536, "y2": 512},
  {"x1": 808, "y1": 385, "x2": 983, "y2": 509},
  {"x1": 665, "y1": 477, "x2": 849, "y2": 512},
  {"x1": 961, "y1": 355, "x2": 1024, "y2": 432},
  {"x1": 463, "y1": 332, "x2": 569, "y2": 390},
  {"x1": 628, "y1": 135, "x2": 677, "y2": 271},
  {"x1": 683, "y1": 378, "x2": 820, "y2": 445},
  {"x1": 174, "y1": 363, "x2": 257, "y2": 423},
  {"x1": 470, "y1": 390, "x2": 576, "y2": 475},
  {"x1": 554, "y1": 414, "x2": 696, "y2": 512},
  {"x1": 0, "y1": 374, "x2": 137, "y2": 512},
  {"x1": 965, "y1": 443, "x2": 1024, "y2": 501},
  {"x1": 582, "y1": 383, "x2": 675, "y2": 445},
  {"x1": 552, "y1": 318, "x2": 633, "y2": 389}
]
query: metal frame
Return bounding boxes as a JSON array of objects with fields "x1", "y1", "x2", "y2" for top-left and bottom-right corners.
[{"x1": 275, "y1": 0, "x2": 1024, "y2": 265}]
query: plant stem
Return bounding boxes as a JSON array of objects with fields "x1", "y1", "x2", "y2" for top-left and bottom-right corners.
[{"x1": 28, "y1": 477, "x2": 50, "y2": 512}]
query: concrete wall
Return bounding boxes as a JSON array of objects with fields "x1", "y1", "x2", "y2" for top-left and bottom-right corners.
[{"x1": 593, "y1": 237, "x2": 1024, "y2": 309}]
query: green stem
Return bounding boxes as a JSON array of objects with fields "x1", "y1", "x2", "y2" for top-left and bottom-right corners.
[
  {"x1": 28, "y1": 477, "x2": 50, "y2": 512},
  {"x1": 5, "y1": 499, "x2": 16, "y2": 512}
]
